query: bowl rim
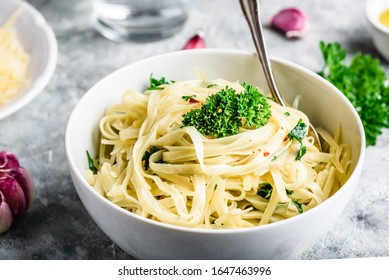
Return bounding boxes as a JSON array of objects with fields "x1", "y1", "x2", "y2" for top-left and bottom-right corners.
[
  {"x1": 365, "y1": 0, "x2": 389, "y2": 34},
  {"x1": 0, "y1": 0, "x2": 58, "y2": 120},
  {"x1": 65, "y1": 48, "x2": 366, "y2": 235}
]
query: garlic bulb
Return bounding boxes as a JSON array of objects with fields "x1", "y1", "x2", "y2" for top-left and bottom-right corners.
[
  {"x1": 182, "y1": 32, "x2": 206, "y2": 50},
  {"x1": 269, "y1": 8, "x2": 309, "y2": 38},
  {"x1": 0, "y1": 192, "x2": 13, "y2": 234},
  {"x1": 0, "y1": 151, "x2": 36, "y2": 234}
]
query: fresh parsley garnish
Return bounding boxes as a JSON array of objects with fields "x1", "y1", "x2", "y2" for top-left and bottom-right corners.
[
  {"x1": 258, "y1": 183, "x2": 303, "y2": 213},
  {"x1": 238, "y1": 82, "x2": 272, "y2": 127},
  {"x1": 147, "y1": 74, "x2": 174, "y2": 90},
  {"x1": 258, "y1": 183, "x2": 273, "y2": 199},
  {"x1": 86, "y1": 150, "x2": 97, "y2": 174},
  {"x1": 288, "y1": 119, "x2": 307, "y2": 160},
  {"x1": 288, "y1": 119, "x2": 307, "y2": 141},
  {"x1": 318, "y1": 41, "x2": 389, "y2": 146},
  {"x1": 182, "y1": 83, "x2": 271, "y2": 138},
  {"x1": 182, "y1": 95, "x2": 197, "y2": 101},
  {"x1": 258, "y1": 184, "x2": 298, "y2": 208},
  {"x1": 291, "y1": 199, "x2": 303, "y2": 214},
  {"x1": 286, "y1": 189, "x2": 294, "y2": 195},
  {"x1": 142, "y1": 146, "x2": 161, "y2": 171},
  {"x1": 284, "y1": 111, "x2": 291, "y2": 116}
]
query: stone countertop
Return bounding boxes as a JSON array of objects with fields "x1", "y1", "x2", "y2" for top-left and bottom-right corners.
[{"x1": 0, "y1": 0, "x2": 388, "y2": 260}]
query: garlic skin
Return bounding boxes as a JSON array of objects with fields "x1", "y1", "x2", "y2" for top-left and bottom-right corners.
[
  {"x1": 269, "y1": 8, "x2": 309, "y2": 38},
  {"x1": 0, "y1": 176, "x2": 27, "y2": 219},
  {"x1": 10, "y1": 167, "x2": 36, "y2": 209},
  {"x1": 0, "y1": 192, "x2": 13, "y2": 234},
  {"x1": 0, "y1": 151, "x2": 35, "y2": 234},
  {"x1": 182, "y1": 32, "x2": 206, "y2": 50},
  {"x1": 0, "y1": 151, "x2": 20, "y2": 169}
]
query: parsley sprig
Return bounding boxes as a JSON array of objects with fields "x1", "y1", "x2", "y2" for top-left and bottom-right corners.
[
  {"x1": 258, "y1": 183, "x2": 303, "y2": 214},
  {"x1": 288, "y1": 119, "x2": 307, "y2": 160},
  {"x1": 147, "y1": 74, "x2": 174, "y2": 90},
  {"x1": 319, "y1": 41, "x2": 389, "y2": 146},
  {"x1": 142, "y1": 146, "x2": 161, "y2": 171},
  {"x1": 182, "y1": 82, "x2": 271, "y2": 138},
  {"x1": 258, "y1": 183, "x2": 273, "y2": 200},
  {"x1": 182, "y1": 95, "x2": 197, "y2": 101}
]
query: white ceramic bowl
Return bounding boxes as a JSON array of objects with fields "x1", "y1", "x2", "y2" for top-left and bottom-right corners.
[
  {"x1": 0, "y1": 0, "x2": 57, "y2": 119},
  {"x1": 366, "y1": 0, "x2": 389, "y2": 61},
  {"x1": 65, "y1": 49, "x2": 365, "y2": 259}
]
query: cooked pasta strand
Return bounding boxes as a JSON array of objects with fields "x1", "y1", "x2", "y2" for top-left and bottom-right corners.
[{"x1": 87, "y1": 78, "x2": 352, "y2": 229}]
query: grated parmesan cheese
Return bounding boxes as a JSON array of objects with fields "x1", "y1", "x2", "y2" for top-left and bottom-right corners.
[{"x1": 0, "y1": 7, "x2": 29, "y2": 107}]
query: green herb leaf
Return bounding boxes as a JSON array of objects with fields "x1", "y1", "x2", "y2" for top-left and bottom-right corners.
[
  {"x1": 258, "y1": 184, "x2": 298, "y2": 207},
  {"x1": 182, "y1": 87, "x2": 241, "y2": 138},
  {"x1": 296, "y1": 145, "x2": 307, "y2": 161},
  {"x1": 284, "y1": 111, "x2": 291, "y2": 116},
  {"x1": 142, "y1": 146, "x2": 161, "y2": 171},
  {"x1": 288, "y1": 119, "x2": 307, "y2": 142},
  {"x1": 238, "y1": 82, "x2": 272, "y2": 128},
  {"x1": 182, "y1": 83, "x2": 272, "y2": 138},
  {"x1": 148, "y1": 74, "x2": 174, "y2": 90},
  {"x1": 319, "y1": 41, "x2": 389, "y2": 146},
  {"x1": 182, "y1": 95, "x2": 197, "y2": 101},
  {"x1": 288, "y1": 119, "x2": 307, "y2": 160},
  {"x1": 291, "y1": 199, "x2": 303, "y2": 214},
  {"x1": 286, "y1": 189, "x2": 294, "y2": 195},
  {"x1": 258, "y1": 183, "x2": 273, "y2": 200},
  {"x1": 86, "y1": 150, "x2": 97, "y2": 174}
]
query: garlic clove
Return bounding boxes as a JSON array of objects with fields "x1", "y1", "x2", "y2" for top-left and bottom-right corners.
[
  {"x1": 0, "y1": 176, "x2": 26, "y2": 219},
  {"x1": 10, "y1": 167, "x2": 36, "y2": 209},
  {"x1": 269, "y1": 8, "x2": 309, "y2": 38},
  {"x1": 182, "y1": 32, "x2": 206, "y2": 50},
  {"x1": 0, "y1": 151, "x2": 35, "y2": 234},
  {"x1": 0, "y1": 151, "x2": 20, "y2": 170},
  {"x1": 0, "y1": 192, "x2": 13, "y2": 234}
]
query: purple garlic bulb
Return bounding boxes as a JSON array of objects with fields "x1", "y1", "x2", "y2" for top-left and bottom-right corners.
[
  {"x1": 182, "y1": 32, "x2": 206, "y2": 50},
  {"x1": 0, "y1": 151, "x2": 36, "y2": 234},
  {"x1": 269, "y1": 8, "x2": 309, "y2": 38}
]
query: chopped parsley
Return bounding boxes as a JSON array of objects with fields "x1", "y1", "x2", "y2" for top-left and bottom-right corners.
[
  {"x1": 286, "y1": 189, "x2": 294, "y2": 195},
  {"x1": 288, "y1": 119, "x2": 307, "y2": 160},
  {"x1": 318, "y1": 41, "x2": 389, "y2": 146},
  {"x1": 142, "y1": 146, "x2": 161, "y2": 171},
  {"x1": 182, "y1": 82, "x2": 272, "y2": 138},
  {"x1": 258, "y1": 184, "x2": 294, "y2": 199},
  {"x1": 86, "y1": 150, "x2": 97, "y2": 174},
  {"x1": 284, "y1": 111, "x2": 291, "y2": 116},
  {"x1": 147, "y1": 74, "x2": 174, "y2": 90},
  {"x1": 182, "y1": 95, "x2": 197, "y2": 101},
  {"x1": 258, "y1": 183, "x2": 273, "y2": 199},
  {"x1": 291, "y1": 199, "x2": 303, "y2": 214},
  {"x1": 258, "y1": 184, "x2": 302, "y2": 213}
]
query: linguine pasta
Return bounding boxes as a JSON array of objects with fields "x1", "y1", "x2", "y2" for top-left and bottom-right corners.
[{"x1": 85, "y1": 77, "x2": 351, "y2": 229}]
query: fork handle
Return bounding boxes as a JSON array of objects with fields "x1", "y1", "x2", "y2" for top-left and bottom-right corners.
[{"x1": 239, "y1": 0, "x2": 286, "y2": 106}]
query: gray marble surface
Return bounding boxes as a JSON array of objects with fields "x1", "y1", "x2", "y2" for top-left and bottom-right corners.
[{"x1": 0, "y1": 0, "x2": 388, "y2": 260}]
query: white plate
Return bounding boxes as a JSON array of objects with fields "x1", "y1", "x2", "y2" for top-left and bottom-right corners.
[{"x1": 0, "y1": 0, "x2": 57, "y2": 119}]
